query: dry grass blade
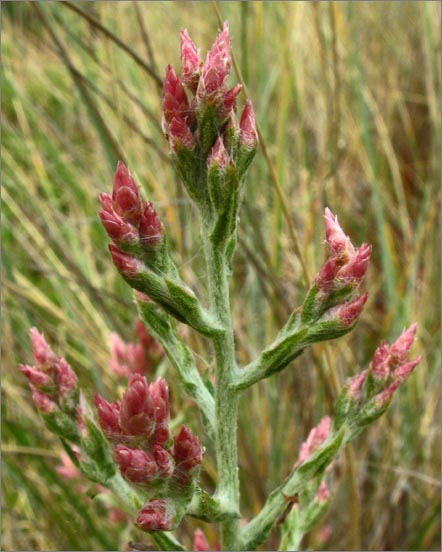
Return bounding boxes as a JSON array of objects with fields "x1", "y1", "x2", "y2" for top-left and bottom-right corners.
[{"x1": 63, "y1": 0, "x2": 163, "y2": 89}]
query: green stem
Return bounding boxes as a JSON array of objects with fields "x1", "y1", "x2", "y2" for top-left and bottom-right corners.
[{"x1": 203, "y1": 223, "x2": 241, "y2": 550}]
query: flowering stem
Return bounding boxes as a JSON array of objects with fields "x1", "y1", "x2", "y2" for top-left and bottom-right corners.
[{"x1": 202, "y1": 220, "x2": 241, "y2": 549}]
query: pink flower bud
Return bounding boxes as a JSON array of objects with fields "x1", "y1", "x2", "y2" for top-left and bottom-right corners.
[
  {"x1": 390, "y1": 323, "x2": 417, "y2": 365},
  {"x1": 114, "y1": 445, "x2": 158, "y2": 483},
  {"x1": 137, "y1": 499, "x2": 174, "y2": 531},
  {"x1": 313, "y1": 257, "x2": 340, "y2": 292},
  {"x1": 94, "y1": 393, "x2": 121, "y2": 438},
  {"x1": 347, "y1": 369, "x2": 368, "y2": 399},
  {"x1": 31, "y1": 386, "x2": 59, "y2": 414},
  {"x1": 337, "y1": 243, "x2": 372, "y2": 284},
  {"x1": 239, "y1": 100, "x2": 258, "y2": 150},
  {"x1": 153, "y1": 445, "x2": 174, "y2": 478},
  {"x1": 180, "y1": 29, "x2": 202, "y2": 93},
  {"x1": 316, "y1": 481, "x2": 330, "y2": 503},
  {"x1": 29, "y1": 327, "x2": 57, "y2": 367},
  {"x1": 207, "y1": 136, "x2": 229, "y2": 170},
  {"x1": 99, "y1": 194, "x2": 138, "y2": 245},
  {"x1": 112, "y1": 162, "x2": 142, "y2": 224},
  {"x1": 202, "y1": 22, "x2": 231, "y2": 95},
  {"x1": 150, "y1": 378, "x2": 170, "y2": 446},
  {"x1": 57, "y1": 358, "x2": 78, "y2": 400},
  {"x1": 335, "y1": 293, "x2": 368, "y2": 327},
  {"x1": 375, "y1": 379, "x2": 401, "y2": 407},
  {"x1": 163, "y1": 65, "x2": 189, "y2": 125},
  {"x1": 296, "y1": 416, "x2": 331, "y2": 466},
  {"x1": 370, "y1": 341, "x2": 391, "y2": 380},
  {"x1": 194, "y1": 529, "x2": 211, "y2": 552},
  {"x1": 109, "y1": 244, "x2": 140, "y2": 278},
  {"x1": 168, "y1": 115, "x2": 195, "y2": 150},
  {"x1": 392, "y1": 356, "x2": 421, "y2": 383},
  {"x1": 324, "y1": 208, "x2": 354, "y2": 257},
  {"x1": 19, "y1": 364, "x2": 53, "y2": 388},
  {"x1": 138, "y1": 202, "x2": 164, "y2": 246},
  {"x1": 221, "y1": 84, "x2": 242, "y2": 118},
  {"x1": 173, "y1": 425, "x2": 204, "y2": 477},
  {"x1": 120, "y1": 374, "x2": 156, "y2": 437}
]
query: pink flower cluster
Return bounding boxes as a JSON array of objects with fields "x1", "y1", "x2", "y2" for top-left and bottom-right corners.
[
  {"x1": 109, "y1": 319, "x2": 164, "y2": 378},
  {"x1": 313, "y1": 208, "x2": 371, "y2": 326},
  {"x1": 19, "y1": 328, "x2": 79, "y2": 415},
  {"x1": 99, "y1": 162, "x2": 163, "y2": 277},
  {"x1": 348, "y1": 324, "x2": 421, "y2": 404},
  {"x1": 162, "y1": 22, "x2": 257, "y2": 153},
  {"x1": 95, "y1": 374, "x2": 203, "y2": 530}
]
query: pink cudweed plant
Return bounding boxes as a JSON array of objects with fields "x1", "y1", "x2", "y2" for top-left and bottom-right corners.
[{"x1": 18, "y1": 21, "x2": 421, "y2": 552}]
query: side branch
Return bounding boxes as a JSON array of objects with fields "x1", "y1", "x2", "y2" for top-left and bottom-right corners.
[
  {"x1": 232, "y1": 312, "x2": 357, "y2": 392},
  {"x1": 137, "y1": 297, "x2": 216, "y2": 438},
  {"x1": 239, "y1": 426, "x2": 346, "y2": 550}
]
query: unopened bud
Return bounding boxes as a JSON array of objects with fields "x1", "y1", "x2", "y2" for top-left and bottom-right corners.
[
  {"x1": 390, "y1": 323, "x2": 417, "y2": 365},
  {"x1": 221, "y1": 84, "x2": 242, "y2": 118},
  {"x1": 371, "y1": 341, "x2": 391, "y2": 380},
  {"x1": 324, "y1": 208, "x2": 354, "y2": 257},
  {"x1": 334, "y1": 293, "x2": 368, "y2": 327},
  {"x1": 168, "y1": 116, "x2": 195, "y2": 151},
  {"x1": 94, "y1": 393, "x2": 121, "y2": 438},
  {"x1": 392, "y1": 356, "x2": 421, "y2": 383},
  {"x1": 347, "y1": 369, "x2": 368, "y2": 400},
  {"x1": 173, "y1": 425, "x2": 203, "y2": 481},
  {"x1": 239, "y1": 100, "x2": 258, "y2": 150},
  {"x1": 313, "y1": 257, "x2": 339, "y2": 292},
  {"x1": 138, "y1": 202, "x2": 164, "y2": 247},
  {"x1": 57, "y1": 358, "x2": 78, "y2": 401},
  {"x1": 180, "y1": 29, "x2": 202, "y2": 93},
  {"x1": 19, "y1": 364, "x2": 52, "y2": 388},
  {"x1": 163, "y1": 65, "x2": 189, "y2": 125},
  {"x1": 29, "y1": 327, "x2": 57, "y2": 367},
  {"x1": 296, "y1": 416, "x2": 331, "y2": 467},
  {"x1": 120, "y1": 374, "x2": 156, "y2": 437},
  {"x1": 31, "y1": 386, "x2": 59, "y2": 414},
  {"x1": 199, "y1": 22, "x2": 231, "y2": 96},
  {"x1": 137, "y1": 499, "x2": 174, "y2": 531},
  {"x1": 109, "y1": 244, "x2": 140, "y2": 278},
  {"x1": 112, "y1": 162, "x2": 142, "y2": 224},
  {"x1": 207, "y1": 136, "x2": 229, "y2": 170},
  {"x1": 374, "y1": 380, "x2": 401, "y2": 408},
  {"x1": 153, "y1": 445, "x2": 174, "y2": 478},
  {"x1": 99, "y1": 193, "x2": 138, "y2": 245},
  {"x1": 114, "y1": 445, "x2": 158, "y2": 483},
  {"x1": 337, "y1": 243, "x2": 371, "y2": 284},
  {"x1": 149, "y1": 378, "x2": 170, "y2": 446}
]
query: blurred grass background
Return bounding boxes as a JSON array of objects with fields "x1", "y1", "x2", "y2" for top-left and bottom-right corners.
[{"x1": 1, "y1": 1, "x2": 440, "y2": 550}]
